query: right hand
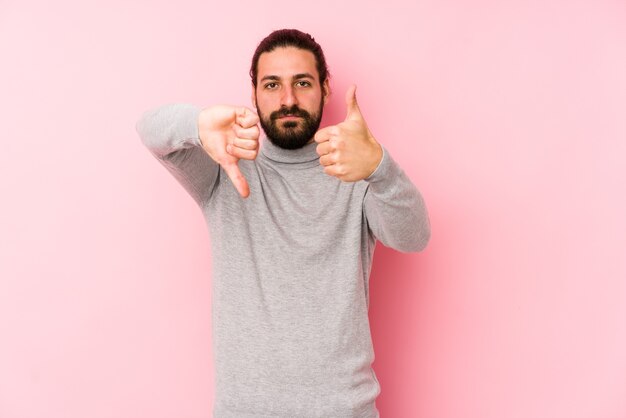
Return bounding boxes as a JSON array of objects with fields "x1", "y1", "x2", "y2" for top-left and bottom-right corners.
[{"x1": 198, "y1": 105, "x2": 260, "y2": 198}]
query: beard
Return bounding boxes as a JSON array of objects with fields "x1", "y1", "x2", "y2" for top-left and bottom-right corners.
[{"x1": 257, "y1": 101, "x2": 324, "y2": 150}]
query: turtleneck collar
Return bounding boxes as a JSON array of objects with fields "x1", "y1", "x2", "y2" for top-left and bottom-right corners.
[{"x1": 259, "y1": 135, "x2": 320, "y2": 166}]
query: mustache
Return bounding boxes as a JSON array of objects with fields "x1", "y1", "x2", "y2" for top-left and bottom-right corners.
[{"x1": 270, "y1": 105, "x2": 311, "y2": 120}]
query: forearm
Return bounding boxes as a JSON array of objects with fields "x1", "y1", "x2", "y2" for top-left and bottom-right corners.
[
  {"x1": 136, "y1": 103, "x2": 204, "y2": 157},
  {"x1": 136, "y1": 103, "x2": 219, "y2": 207},
  {"x1": 363, "y1": 147, "x2": 431, "y2": 253}
]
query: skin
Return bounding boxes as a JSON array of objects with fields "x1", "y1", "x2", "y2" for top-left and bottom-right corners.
[
  {"x1": 314, "y1": 84, "x2": 383, "y2": 182},
  {"x1": 252, "y1": 46, "x2": 329, "y2": 146},
  {"x1": 197, "y1": 46, "x2": 383, "y2": 198}
]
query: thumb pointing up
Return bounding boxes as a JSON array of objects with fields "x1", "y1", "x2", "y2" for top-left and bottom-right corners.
[
  {"x1": 345, "y1": 84, "x2": 363, "y2": 122},
  {"x1": 314, "y1": 83, "x2": 382, "y2": 182}
]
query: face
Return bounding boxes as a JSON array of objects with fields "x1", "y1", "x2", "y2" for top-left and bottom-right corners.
[{"x1": 252, "y1": 46, "x2": 329, "y2": 150}]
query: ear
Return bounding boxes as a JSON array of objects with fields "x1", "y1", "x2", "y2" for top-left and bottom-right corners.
[
  {"x1": 251, "y1": 84, "x2": 257, "y2": 109},
  {"x1": 322, "y1": 78, "x2": 331, "y2": 105}
]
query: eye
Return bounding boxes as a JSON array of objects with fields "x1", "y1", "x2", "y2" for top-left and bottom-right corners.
[
  {"x1": 264, "y1": 82, "x2": 279, "y2": 90},
  {"x1": 295, "y1": 80, "x2": 312, "y2": 87}
]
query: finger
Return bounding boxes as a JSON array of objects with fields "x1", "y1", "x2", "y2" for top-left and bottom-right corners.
[
  {"x1": 345, "y1": 84, "x2": 363, "y2": 121},
  {"x1": 314, "y1": 125, "x2": 336, "y2": 143},
  {"x1": 236, "y1": 107, "x2": 260, "y2": 128},
  {"x1": 323, "y1": 164, "x2": 342, "y2": 178},
  {"x1": 227, "y1": 144, "x2": 258, "y2": 160},
  {"x1": 231, "y1": 137, "x2": 259, "y2": 151},
  {"x1": 233, "y1": 124, "x2": 260, "y2": 140},
  {"x1": 222, "y1": 161, "x2": 250, "y2": 198},
  {"x1": 315, "y1": 141, "x2": 332, "y2": 156},
  {"x1": 319, "y1": 152, "x2": 336, "y2": 167}
]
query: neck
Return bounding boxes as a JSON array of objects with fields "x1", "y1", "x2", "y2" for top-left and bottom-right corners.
[{"x1": 259, "y1": 135, "x2": 319, "y2": 164}]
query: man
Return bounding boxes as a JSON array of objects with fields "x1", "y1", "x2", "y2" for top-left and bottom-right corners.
[{"x1": 136, "y1": 29, "x2": 430, "y2": 418}]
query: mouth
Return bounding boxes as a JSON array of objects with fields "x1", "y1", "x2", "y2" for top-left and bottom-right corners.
[{"x1": 278, "y1": 115, "x2": 302, "y2": 120}]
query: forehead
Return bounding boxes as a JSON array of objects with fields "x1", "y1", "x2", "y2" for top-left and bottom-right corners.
[{"x1": 257, "y1": 47, "x2": 318, "y2": 81}]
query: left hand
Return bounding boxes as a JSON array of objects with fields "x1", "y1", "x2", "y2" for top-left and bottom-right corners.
[{"x1": 314, "y1": 84, "x2": 383, "y2": 182}]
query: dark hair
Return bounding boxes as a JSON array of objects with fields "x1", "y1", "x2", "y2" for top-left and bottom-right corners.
[{"x1": 250, "y1": 29, "x2": 330, "y2": 88}]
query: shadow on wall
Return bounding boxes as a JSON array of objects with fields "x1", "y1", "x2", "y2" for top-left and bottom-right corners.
[{"x1": 368, "y1": 241, "x2": 433, "y2": 412}]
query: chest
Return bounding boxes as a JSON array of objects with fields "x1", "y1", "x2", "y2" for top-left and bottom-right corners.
[{"x1": 206, "y1": 161, "x2": 368, "y2": 252}]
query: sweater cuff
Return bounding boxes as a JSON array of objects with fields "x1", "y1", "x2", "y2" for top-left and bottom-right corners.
[{"x1": 364, "y1": 146, "x2": 400, "y2": 187}]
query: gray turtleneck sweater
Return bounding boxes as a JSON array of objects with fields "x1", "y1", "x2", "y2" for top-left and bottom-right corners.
[{"x1": 136, "y1": 103, "x2": 430, "y2": 418}]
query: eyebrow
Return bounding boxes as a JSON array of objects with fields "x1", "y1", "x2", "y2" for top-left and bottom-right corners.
[{"x1": 260, "y1": 73, "x2": 316, "y2": 83}]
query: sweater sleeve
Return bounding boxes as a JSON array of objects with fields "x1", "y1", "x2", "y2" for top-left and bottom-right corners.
[
  {"x1": 362, "y1": 146, "x2": 431, "y2": 253},
  {"x1": 135, "y1": 103, "x2": 220, "y2": 207}
]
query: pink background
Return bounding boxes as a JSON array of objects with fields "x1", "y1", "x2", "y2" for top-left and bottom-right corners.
[{"x1": 1, "y1": 0, "x2": 625, "y2": 417}]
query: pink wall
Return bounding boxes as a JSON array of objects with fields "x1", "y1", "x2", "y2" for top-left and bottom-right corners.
[{"x1": 1, "y1": 0, "x2": 625, "y2": 417}]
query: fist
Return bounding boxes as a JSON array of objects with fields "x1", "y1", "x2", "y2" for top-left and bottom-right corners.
[
  {"x1": 314, "y1": 85, "x2": 383, "y2": 182},
  {"x1": 198, "y1": 105, "x2": 260, "y2": 198}
]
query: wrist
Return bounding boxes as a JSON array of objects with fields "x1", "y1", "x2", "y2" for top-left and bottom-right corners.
[
  {"x1": 368, "y1": 140, "x2": 383, "y2": 177},
  {"x1": 365, "y1": 143, "x2": 387, "y2": 182}
]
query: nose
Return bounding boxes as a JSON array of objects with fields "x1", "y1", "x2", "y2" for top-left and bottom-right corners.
[{"x1": 280, "y1": 85, "x2": 298, "y2": 108}]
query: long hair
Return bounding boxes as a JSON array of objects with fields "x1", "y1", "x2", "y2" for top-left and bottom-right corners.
[{"x1": 250, "y1": 29, "x2": 330, "y2": 88}]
